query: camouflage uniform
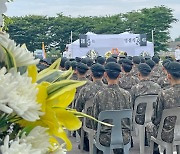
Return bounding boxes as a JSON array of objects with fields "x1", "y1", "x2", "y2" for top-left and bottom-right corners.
[
  {"x1": 157, "y1": 76, "x2": 170, "y2": 90},
  {"x1": 131, "y1": 79, "x2": 161, "y2": 125},
  {"x1": 153, "y1": 64, "x2": 162, "y2": 74},
  {"x1": 149, "y1": 69, "x2": 161, "y2": 83},
  {"x1": 130, "y1": 64, "x2": 138, "y2": 77},
  {"x1": 147, "y1": 84, "x2": 180, "y2": 143},
  {"x1": 93, "y1": 84, "x2": 132, "y2": 147},
  {"x1": 119, "y1": 73, "x2": 139, "y2": 93},
  {"x1": 71, "y1": 73, "x2": 78, "y2": 80},
  {"x1": 72, "y1": 77, "x2": 92, "y2": 109},
  {"x1": 75, "y1": 80, "x2": 106, "y2": 128}
]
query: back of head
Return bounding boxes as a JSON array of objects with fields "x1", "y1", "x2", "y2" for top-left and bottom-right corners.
[
  {"x1": 81, "y1": 58, "x2": 87, "y2": 64},
  {"x1": 77, "y1": 62, "x2": 89, "y2": 75},
  {"x1": 138, "y1": 63, "x2": 152, "y2": 77},
  {"x1": 133, "y1": 56, "x2": 140, "y2": 64},
  {"x1": 71, "y1": 61, "x2": 77, "y2": 70},
  {"x1": 122, "y1": 59, "x2": 133, "y2": 73},
  {"x1": 140, "y1": 56, "x2": 145, "y2": 63},
  {"x1": 152, "y1": 56, "x2": 160, "y2": 64},
  {"x1": 86, "y1": 58, "x2": 93, "y2": 67},
  {"x1": 106, "y1": 57, "x2": 117, "y2": 63},
  {"x1": 75, "y1": 57, "x2": 82, "y2": 62},
  {"x1": 65, "y1": 61, "x2": 71, "y2": 70},
  {"x1": 162, "y1": 59, "x2": 171, "y2": 70},
  {"x1": 60, "y1": 57, "x2": 68, "y2": 68},
  {"x1": 105, "y1": 62, "x2": 121, "y2": 79},
  {"x1": 91, "y1": 63, "x2": 105, "y2": 78},
  {"x1": 97, "y1": 56, "x2": 106, "y2": 65},
  {"x1": 166, "y1": 62, "x2": 180, "y2": 80},
  {"x1": 127, "y1": 56, "x2": 133, "y2": 60},
  {"x1": 146, "y1": 59, "x2": 156, "y2": 69}
]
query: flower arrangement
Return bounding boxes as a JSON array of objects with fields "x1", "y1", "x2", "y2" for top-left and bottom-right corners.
[{"x1": 0, "y1": 32, "x2": 87, "y2": 154}]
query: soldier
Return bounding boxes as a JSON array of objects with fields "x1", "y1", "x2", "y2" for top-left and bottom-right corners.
[
  {"x1": 93, "y1": 62, "x2": 132, "y2": 154},
  {"x1": 73, "y1": 62, "x2": 92, "y2": 109},
  {"x1": 64, "y1": 60, "x2": 71, "y2": 70},
  {"x1": 131, "y1": 63, "x2": 161, "y2": 125},
  {"x1": 119, "y1": 59, "x2": 139, "y2": 93},
  {"x1": 96, "y1": 56, "x2": 106, "y2": 65},
  {"x1": 131, "y1": 56, "x2": 141, "y2": 77},
  {"x1": 147, "y1": 62, "x2": 180, "y2": 154},
  {"x1": 75, "y1": 63, "x2": 106, "y2": 151},
  {"x1": 152, "y1": 56, "x2": 162, "y2": 74},
  {"x1": 76, "y1": 63, "x2": 106, "y2": 115},
  {"x1": 70, "y1": 61, "x2": 78, "y2": 80},
  {"x1": 146, "y1": 59, "x2": 161, "y2": 83},
  {"x1": 59, "y1": 57, "x2": 68, "y2": 71},
  {"x1": 157, "y1": 60, "x2": 171, "y2": 90}
]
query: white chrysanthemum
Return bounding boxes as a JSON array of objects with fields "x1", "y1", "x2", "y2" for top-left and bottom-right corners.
[
  {"x1": 0, "y1": 135, "x2": 42, "y2": 154},
  {"x1": 21, "y1": 126, "x2": 51, "y2": 153},
  {"x1": 53, "y1": 144, "x2": 67, "y2": 154},
  {"x1": 0, "y1": 32, "x2": 39, "y2": 67},
  {"x1": 0, "y1": 67, "x2": 17, "y2": 113},
  {"x1": 7, "y1": 69, "x2": 43, "y2": 121}
]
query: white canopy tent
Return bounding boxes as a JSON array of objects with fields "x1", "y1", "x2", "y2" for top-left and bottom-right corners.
[{"x1": 67, "y1": 32, "x2": 154, "y2": 58}]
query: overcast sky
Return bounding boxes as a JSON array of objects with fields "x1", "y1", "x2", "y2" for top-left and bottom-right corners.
[{"x1": 5, "y1": 0, "x2": 180, "y2": 39}]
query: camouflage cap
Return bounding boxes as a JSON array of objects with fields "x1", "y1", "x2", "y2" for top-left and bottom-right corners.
[
  {"x1": 166, "y1": 62, "x2": 180, "y2": 78},
  {"x1": 91, "y1": 63, "x2": 105, "y2": 73},
  {"x1": 138, "y1": 63, "x2": 151, "y2": 76},
  {"x1": 105, "y1": 62, "x2": 121, "y2": 73}
]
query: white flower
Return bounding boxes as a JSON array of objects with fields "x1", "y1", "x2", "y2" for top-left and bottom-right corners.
[
  {"x1": 7, "y1": 69, "x2": 43, "y2": 121},
  {"x1": 0, "y1": 67, "x2": 43, "y2": 121},
  {"x1": 0, "y1": 67, "x2": 17, "y2": 113},
  {"x1": 53, "y1": 144, "x2": 67, "y2": 154},
  {"x1": 0, "y1": 126, "x2": 51, "y2": 154},
  {"x1": 0, "y1": 135, "x2": 41, "y2": 154},
  {"x1": 0, "y1": 32, "x2": 39, "y2": 67},
  {"x1": 20, "y1": 126, "x2": 51, "y2": 153}
]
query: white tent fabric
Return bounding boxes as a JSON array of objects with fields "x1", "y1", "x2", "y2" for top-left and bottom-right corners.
[{"x1": 67, "y1": 32, "x2": 154, "y2": 58}]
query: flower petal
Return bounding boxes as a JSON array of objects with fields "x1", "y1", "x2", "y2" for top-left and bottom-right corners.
[{"x1": 55, "y1": 108, "x2": 82, "y2": 131}]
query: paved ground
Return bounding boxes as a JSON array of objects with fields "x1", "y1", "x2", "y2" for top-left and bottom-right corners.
[
  {"x1": 67, "y1": 133, "x2": 178, "y2": 154},
  {"x1": 67, "y1": 133, "x2": 151, "y2": 154}
]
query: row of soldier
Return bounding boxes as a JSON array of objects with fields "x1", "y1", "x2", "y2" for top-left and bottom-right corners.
[{"x1": 56, "y1": 54, "x2": 180, "y2": 154}]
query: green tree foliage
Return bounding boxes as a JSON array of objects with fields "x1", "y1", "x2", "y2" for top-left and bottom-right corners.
[{"x1": 6, "y1": 6, "x2": 177, "y2": 54}]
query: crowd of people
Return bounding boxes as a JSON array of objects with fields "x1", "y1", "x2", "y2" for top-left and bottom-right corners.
[{"x1": 39, "y1": 54, "x2": 180, "y2": 154}]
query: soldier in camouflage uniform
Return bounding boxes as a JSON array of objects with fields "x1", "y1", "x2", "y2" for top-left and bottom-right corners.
[
  {"x1": 72, "y1": 62, "x2": 92, "y2": 109},
  {"x1": 93, "y1": 62, "x2": 132, "y2": 154},
  {"x1": 146, "y1": 62, "x2": 180, "y2": 154},
  {"x1": 146, "y1": 59, "x2": 161, "y2": 83},
  {"x1": 157, "y1": 60, "x2": 171, "y2": 90},
  {"x1": 131, "y1": 56, "x2": 141, "y2": 77},
  {"x1": 70, "y1": 61, "x2": 78, "y2": 80},
  {"x1": 75, "y1": 63, "x2": 106, "y2": 151},
  {"x1": 152, "y1": 56, "x2": 163, "y2": 74},
  {"x1": 119, "y1": 59, "x2": 139, "y2": 93},
  {"x1": 76, "y1": 63, "x2": 106, "y2": 127},
  {"x1": 131, "y1": 63, "x2": 161, "y2": 125}
]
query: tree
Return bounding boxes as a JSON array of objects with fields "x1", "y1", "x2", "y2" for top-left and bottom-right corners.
[
  {"x1": 6, "y1": 6, "x2": 177, "y2": 54},
  {"x1": 122, "y1": 6, "x2": 177, "y2": 53}
]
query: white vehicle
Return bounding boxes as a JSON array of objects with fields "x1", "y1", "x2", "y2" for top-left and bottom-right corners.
[{"x1": 67, "y1": 32, "x2": 154, "y2": 58}]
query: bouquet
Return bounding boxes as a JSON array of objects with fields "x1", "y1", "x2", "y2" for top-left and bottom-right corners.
[{"x1": 0, "y1": 32, "x2": 87, "y2": 154}]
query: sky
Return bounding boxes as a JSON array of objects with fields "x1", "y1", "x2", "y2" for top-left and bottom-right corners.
[{"x1": 5, "y1": 0, "x2": 180, "y2": 40}]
